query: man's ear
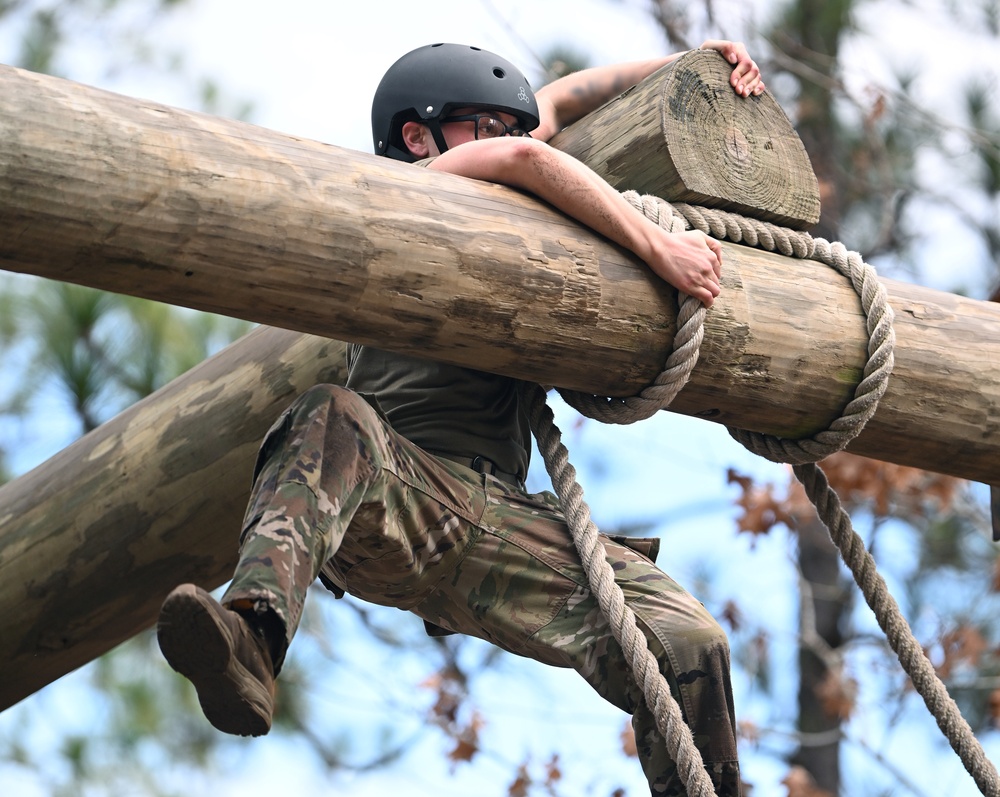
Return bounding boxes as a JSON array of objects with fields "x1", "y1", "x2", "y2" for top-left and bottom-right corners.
[{"x1": 400, "y1": 121, "x2": 432, "y2": 158}]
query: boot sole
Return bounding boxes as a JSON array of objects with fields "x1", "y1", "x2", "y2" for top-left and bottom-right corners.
[{"x1": 157, "y1": 585, "x2": 273, "y2": 737}]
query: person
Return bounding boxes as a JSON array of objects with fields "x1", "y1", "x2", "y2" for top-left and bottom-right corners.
[{"x1": 157, "y1": 40, "x2": 764, "y2": 796}]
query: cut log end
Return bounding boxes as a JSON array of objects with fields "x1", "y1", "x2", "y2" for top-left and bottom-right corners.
[
  {"x1": 662, "y1": 51, "x2": 821, "y2": 230},
  {"x1": 550, "y1": 49, "x2": 821, "y2": 230}
]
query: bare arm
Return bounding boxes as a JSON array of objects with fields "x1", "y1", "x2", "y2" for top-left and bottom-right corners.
[
  {"x1": 427, "y1": 137, "x2": 723, "y2": 307},
  {"x1": 532, "y1": 40, "x2": 765, "y2": 141},
  {"x1": 419, "y1": 42, "x2": 769, "y2": 305}
]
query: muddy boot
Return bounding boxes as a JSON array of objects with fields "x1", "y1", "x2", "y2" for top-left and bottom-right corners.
[{"x1": 157, "y1": 584, "x2": 275, "y2": 736}]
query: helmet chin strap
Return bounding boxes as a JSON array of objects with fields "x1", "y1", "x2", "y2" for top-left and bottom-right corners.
[{"x1": 426, "y1": 120, "x2": 450, "y2": 155}]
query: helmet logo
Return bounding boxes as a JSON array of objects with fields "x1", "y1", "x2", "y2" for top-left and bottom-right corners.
[{"x1": 517, "y1": 86, "x2": 531, "y2": 104}]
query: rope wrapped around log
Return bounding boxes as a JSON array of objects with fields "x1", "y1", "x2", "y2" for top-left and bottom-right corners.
[{"x1": 527, "y1": 192, "x2": 1000, "y2": 797}]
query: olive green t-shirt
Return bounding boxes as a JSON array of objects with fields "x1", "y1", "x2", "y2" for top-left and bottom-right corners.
[
  {"x1": 345, "y1": 345, "x2": 531, "y2": 481},
  {"x1": 345, "y1": 156, "x2": 530, "y2": 480}
]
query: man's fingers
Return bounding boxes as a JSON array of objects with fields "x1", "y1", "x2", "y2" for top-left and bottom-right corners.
[
  {"x1": 693, "y1": 266, "x2": 721, "y2": 308},
  {"x1": 706, "y1": 237, "x2": 723, "y2": 278},
  {"x1": 700, "y1": 40, "x2": 764, "y2": 97},
  {"x1": 734, "y1": 64, "x2": 762, "y2": 96},
  {"x1": 691, "y1": 286, "x2": 714, "y2": 308}
]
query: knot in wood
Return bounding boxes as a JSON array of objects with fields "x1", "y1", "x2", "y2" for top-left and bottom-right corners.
[{"x1": 724, "y1": 127, "x2": 751, "y2": 162}]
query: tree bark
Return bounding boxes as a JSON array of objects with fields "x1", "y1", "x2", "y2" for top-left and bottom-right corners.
[{"x1": 792, "y1": 518, "x2": 849, "y2": 796}]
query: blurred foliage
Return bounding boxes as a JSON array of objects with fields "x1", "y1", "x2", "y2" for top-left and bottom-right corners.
[
  {"x1": 3, "y1": 0, "x2": 254, "y2": 116},
  {"x1": 728, "y1": 455, "x2": 1000, "y2": 793},
  {"x1": 0, "y1": 275, "x2": 252, "y2": 436},
  {"x1": 540, "y1": 44, "x2": 591, "y2": 82}
]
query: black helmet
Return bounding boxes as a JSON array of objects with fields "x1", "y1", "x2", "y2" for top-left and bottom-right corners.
[{"x1": 372, "y1": 43, "x2": 540, "y2": 162}]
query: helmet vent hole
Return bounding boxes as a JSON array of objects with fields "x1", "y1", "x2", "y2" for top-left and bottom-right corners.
[{"x1": 493, "y1": 67, "x2": 506, "y2": 79}]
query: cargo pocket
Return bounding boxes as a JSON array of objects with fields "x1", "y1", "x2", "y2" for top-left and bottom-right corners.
[{"x1": 608, "y1": 535, "x2": 660, "y2": 563}]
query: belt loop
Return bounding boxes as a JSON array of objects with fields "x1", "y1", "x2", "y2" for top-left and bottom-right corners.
[{"x1": 470, "y1": 455, "x2": 496, "y2": 476}]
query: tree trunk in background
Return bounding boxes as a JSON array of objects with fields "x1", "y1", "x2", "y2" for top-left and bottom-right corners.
[
  {"x1": 794, "y1": 518, "x2": 849, "y2": 794},
  {"x1": 782, "y1": 0, "x2": 855, "y2": 242},
  {"x1": 775, "y1": 0, "x2": 859, "y2": 791}
]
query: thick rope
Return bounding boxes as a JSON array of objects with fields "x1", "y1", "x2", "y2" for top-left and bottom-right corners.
[
  {"x1": 527, "y1": 382, "x2": 715, "y2": 796},
  {"x1": 528, "y1": 191, "x2": 1000, "y2": 796}
]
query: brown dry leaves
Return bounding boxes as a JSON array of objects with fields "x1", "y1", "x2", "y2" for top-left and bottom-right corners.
[
  {"x1": 814, "y1": 666, "x2": 858, "y2": 721},
  {"x1": 727, "y1": 468, "x2": 797, "y2": 538},
  {"x1": 782, "y1": 766, "x2": 835, "y2": 797},
  {"x1": 816, "y1": 453, "x2": 960, "y2": 517},
  {"x1": 421, "y1": 664, "x2": 482, "y2": 769},
  {"x1": 728, "y1": 452, "x2": 962, "y2": 540},
  {"x1": 506, "y1": 755, "x2": 562, "y2": 797},
  {"x1": 422, "y1": 665, "x2": 568, "y2": 796},
  {"x1": 620, "y1": 721, "x2": 638, "y2": 758}
]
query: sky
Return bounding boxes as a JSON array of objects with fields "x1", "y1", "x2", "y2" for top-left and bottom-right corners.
[{"x1": 1, "y1": 1, "x2": 999, "y2": 796}]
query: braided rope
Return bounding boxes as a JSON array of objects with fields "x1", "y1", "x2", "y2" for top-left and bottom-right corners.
[
  {"x1": 794, "y1": 463, "x2": 1000, "y2": 796},
  {"x1": 528, "y1": 192, "x2": 1000, "y2": 796},
  {"x1": 526, "y1": 382, "x2": 716, "y2": 796}
]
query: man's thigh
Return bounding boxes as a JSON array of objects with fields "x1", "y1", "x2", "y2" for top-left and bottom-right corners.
[
  {"x1": 413, "y1": 477, "x2": 709, "y2": 665},
  {"x1": 322, "y1": 438, "x2": 492, "y2": 611}
]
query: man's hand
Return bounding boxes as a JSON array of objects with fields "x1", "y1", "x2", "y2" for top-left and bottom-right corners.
[
  {"x1": 645, "y1": 229, "x2": 723, "y2": 308},
  {"x1": 701, "y1": 39, "x2": 766, "y2": 97}
]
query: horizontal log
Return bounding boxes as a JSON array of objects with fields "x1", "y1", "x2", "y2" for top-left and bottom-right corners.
[{"x1": 0, "y1": 63, "x2": 997, "y2": 483}]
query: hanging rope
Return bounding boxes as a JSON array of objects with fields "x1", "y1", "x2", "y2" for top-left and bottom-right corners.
[{"x1": 527, "y1": 191, "x2": 1000, "y2": 797}]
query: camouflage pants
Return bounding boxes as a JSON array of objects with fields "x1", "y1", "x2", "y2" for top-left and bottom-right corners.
[{"x1": 221, "y1": 384, "x2": 740, "y2": 796}]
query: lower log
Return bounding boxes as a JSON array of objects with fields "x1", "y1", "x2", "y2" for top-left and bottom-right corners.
[{"x1": 0, "y1": 327, "x2": 347, "y2": 710}]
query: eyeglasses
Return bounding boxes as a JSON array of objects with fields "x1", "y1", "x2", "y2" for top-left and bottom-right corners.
[{"x1": 439, "y1": 113, "x2": 531, "y2": 140}]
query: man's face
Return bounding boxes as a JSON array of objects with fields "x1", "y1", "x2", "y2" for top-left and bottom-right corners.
[{"x1": 429, "y1": 107, "x2": 525, "y2": 155}]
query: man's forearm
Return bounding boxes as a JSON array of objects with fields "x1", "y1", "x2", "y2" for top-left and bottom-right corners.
[
  {"x1": 427, "y1": 137, "x2": 722, "y2": 306},
  {"x1": 533, "y1": 41, "x2": 763, "y2": 142},
  {"x1": 534, "y1": 55, "x2": 682, "y2": 136}
]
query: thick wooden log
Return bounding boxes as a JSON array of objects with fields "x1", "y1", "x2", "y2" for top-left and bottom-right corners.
[
  {"x1": 549, "y1": 49, "x2": 821, "y2": 230},
  {"x1": 0, "y1": 327, "x2": 346, "y2": 709},
  {"x1": 1, "y1": 55, "x2": 1000, "y2": 711},
  {"x1": 1, "y1": 61, "x2": 998, "y2": 483}
]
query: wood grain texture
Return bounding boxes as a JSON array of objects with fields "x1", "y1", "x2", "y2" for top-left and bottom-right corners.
[
  {"x1": 549, "y1": 50, "x2": 821, "y2": 229},
  {"x1": 0, "y1": 328, "x2": 347, "y2": 709},
  {"x1": 1, "y1": 62, "x2": 995, "y2": 478}
]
